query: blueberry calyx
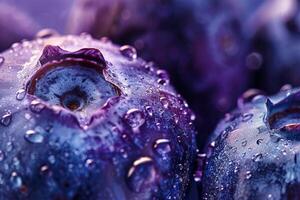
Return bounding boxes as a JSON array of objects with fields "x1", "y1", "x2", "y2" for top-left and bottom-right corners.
[
  {"x1": 267, "y1": 91, "x2": 300, "y2": 139},
  {"x1": 39, "y1": 45, "x2": 106, "y2": 66},
  {"x1": 27, "y1": 45, "x2": 121, "y2": 129}
]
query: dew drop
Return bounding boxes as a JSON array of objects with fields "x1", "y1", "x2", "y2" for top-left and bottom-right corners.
[
  {"x1": 120, "y1": 45, "x2": 137, "y2": 60},
  {"x1": 238, "y1": 89, "x2": 265, "y2": 107},
  {"x1": 252, "y1": 153, "x2": 263, "y2": 162},
  {"x1": 0, "y1": 112, "x2": 12, "y2": 127},
  {"x1": 100, "y1": 37, "x2": 111, "y2": 43},
  {"x1": 242, "y1": 113, "x2": 253, "y2": 122},
  {"x1": 0, "y1": 150, "x2": 4, "y2": 161},
  {"x1": 246, "y1": 52, "x2": 263, "y2": 70},
  {"x1": 157, "y1": 70, "x2": 170, "y2": 85},
  {"x1": 6, "y1": 142, "x2": 13, "y2": 152},
  {"x1": 36, "y1": 28, "x2": 58, "y2": 38},
  {"x1": 193, "y1": 173, "x2": 202, "y2": 182},
  {"x1": 193, "y1": 153, "x2": 207, "y2": 182},
  {"x1": 85, "y1": 159, "x2": 95, "y2": 168},
  {"x1": 40, "y1": 165, "x2": 49, "y2": 174},
  {"x1": 160, "y1": 97, "x2": 169, "y2": 108},
  {"x1": 234, "y1": 166, "x2": 239, "y2": 173},
  {"x1": 24, "y1": 129, "x2": 44, "y2": 144},
  {"x1": 48, "y1": 155, "x2": 56, "y2": 164},
  {"x1": 246, "y1": 171, "x2": 252, "y2": 179},
  {"x1": 126, "y1": 157, "x2": 156, "y2": 193},
  {"x1": 256, "y1": 138, "x2": 263, "y2": 145},
  {"x1": 30, "y1": 100, "x2": 45, "y2": 113},
  {"x1": 10, "y1": 172, "x2": 22, "y2": 189},
  {"x1": 124, "y1": 109, "x2": 145, "y2": 129},
  {"x1": 16, "y1": 89, "x2": 26, "y2": 101},
  {"x1": 145, "y1": 106, "x2": 153, "y2": 117},
  {"x1": 153, "y1": 139, "x2": 171, "y2": 156},
  {"x1": 241, "y1": 140, "x2": 247, "y2": 147},
  {"x1": 279, "y1": 84, "x2": 292, "y2": 93},
  {"x1": 210, "y1": 141, "x2": 216, "y2": 148},
  {"x1": 144, "y1": 62, "x2": 154, "y2": 72},
  {"x1": 190, "y1": 113, "x2": 196, "y2": 121},
  {"x1": 0, "y1": 56, "x2": 4, "y2": 66}
]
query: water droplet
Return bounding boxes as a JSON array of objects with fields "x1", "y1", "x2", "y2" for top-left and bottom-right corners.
[
  {"x1": 193, "y1": 173, "x2": 202, "y2": 182},
  {"x1": 16, "y1": 89, "x2": 26, "y2": 101},
  {"x1": 194, "y1": 153, "x2": 207, "y2": 182},
  {"x1": 36, "y1": 28, "x2": 58, "y2": 38},
  {"x1": 242, "y1": 113, "x2": 253, "y2": 122},
  {"x1": 0, "y1": 150, "x2": 4, "y2": 161},
  {"x1": 85, "y1": 159, "x2": 95, "y2": 168},
  {"x1": 246, "y1": 52, "x2": 263, "y2": 70},
  {"x1": 6, "y1": 142, "x2": 13, "y2": 152},
  {"x1": 100, "y1": 37, "x2": 111, "y2": 43},
  {"x1": 127, "y1": 157, "x2": 156, "y2": 193},
  {"x1": 48, "y1": 155, "x2": 56, "y2": 164},
  {"x1": 245, "y1": 171, "x2": 252, "y2": 179},
  {"x1": 11, "y1": 42, "x2": 21, "y2": 50},
  {"x1": 124, "y1": 109, "x2": 145, "y2": 129},
  {"x1": 0, "y1": 112, "x2": 12, "y2": 126},
  {"x1": 280, "y1": 84, "x2": 292, "y2": 91},
  {"x1": 160, "y1": 97, "x2": 169, "y2": 108},
  {"x1": 0, "y1": 56, "x2": 4, "y2": 66},
  {"x1": 252, "y1": 153, "x2": 263, "y2": 162},
  {"x1": 145, "y1": 106, "x2": 153, "y2": 117},
  {"x1": 241, "y1": 140, "x2": 247, "y2": 147},
  {"x1": 10, "y1": 172, "x2": 22, "y2": 189},
  {"x1": 24, "y1": 129, "x2": 44, "y2": 144},
  {"x1": 153, "y1": 139, "x2": 171, "y2": 156},
  {"x1": 144, "y1": 62, "x2": 154, "y2": 72},
  {"x1": 234, "y1": 166, "x2": 239, "y2": 173},
  {"x1": 252, "y1": 94, "x2": 267, "y2": 104},
  {"x1": 256, "y1": 138, "x2": 263, "y2": 145},
  {"x1": 157, "y1": 70, "x2": 170, "y2": 85},
  {"x1": 238, "y1": 89, "x2": 265, "y2": 107},
  {"x1": 190, "y1": 113, "x2": 196, "y2": 121},
  {"x1": 24, "y1": 113, "x2": 31, "y2": 120},
  {"x1": 282, "y1": 149, "x2": 287, "y2": 156},
  {"x1": 120, "y1": 45, "x2": 137, "y2": 60},
  {"x1": 30, "y1": 100, "x2": 45, "y2": 113},
  {"x1": 40, "y1": 165, "x2": 49, "y2": 174}
]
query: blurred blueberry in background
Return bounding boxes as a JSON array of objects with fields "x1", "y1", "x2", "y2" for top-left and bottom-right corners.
[
  {"x1": 0, "y1": 2, "x2": 39, "y2": 51},
  {"x1": 67, "y1": 0, "x2": 252, "y2": 151}
]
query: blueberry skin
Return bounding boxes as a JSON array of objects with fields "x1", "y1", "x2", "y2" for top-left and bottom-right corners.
[
  {"x1": 0, "y1": 3, "x2": 39, "y2": 52},
  {"x1": 67, "y1": 0, "x2": 250, "y2": 148},
  {"x1": 202, "y1": 88, "x2": 300, "y2": 199},
  {"x1": 0, "y1": 35, "x2": 196, "y2": 199}
]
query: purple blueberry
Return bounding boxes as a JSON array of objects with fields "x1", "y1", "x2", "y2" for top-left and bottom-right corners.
[
  {"x1": 0, "y1": 35, "x2": 196, "y2": 199},
  {"x1": 215, "y1": 0, "x2": 300, "y2": 93},
  {"x1": 0, "y1": 3, "x2": 39, "y2": 52},
  {"x1": 202, "y1": 87, "x2": 300, "y2": 199},
  {"x1": 67, "y1": 0, "x2": 251, "y2": 148},
  {"x1": 0, "y1": 0, "x2": 74, "y2": 34}
]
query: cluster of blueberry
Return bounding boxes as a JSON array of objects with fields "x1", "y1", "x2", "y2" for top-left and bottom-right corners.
[{"x1": 1, "y1": 0, "x2": 300, "y2": 199}]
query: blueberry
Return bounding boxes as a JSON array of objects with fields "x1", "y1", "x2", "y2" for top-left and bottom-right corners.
[
  {"x1": 212, "y1": 0, "x2": 300, "y2": 93},
  {"x1": 0, "y1": 35, "x2": 196, "y2": 199},
  {"x1": 202, "y1": 88, "x2": 300, "y2": 199},
  {"x1": 0, "y1": 3, "x2": 39, "y2": 52},
  {"x1": 0, "y1": 0, "x2": 74, "y2": 34},
  {"x1": 67, "y1": 0, "x2": 250, "y2": 149}
]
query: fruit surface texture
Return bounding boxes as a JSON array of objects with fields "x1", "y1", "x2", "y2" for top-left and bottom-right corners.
[
  {"x1": 202, "y1": 88, "x2": 300, "y2": 199},
  {"x1": 0, "y1": 35, "x2": 196, "y2": 200}
]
